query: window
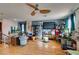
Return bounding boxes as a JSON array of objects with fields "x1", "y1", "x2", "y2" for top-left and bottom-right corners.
[
  {"x1": 68, "y1": 17, "x2": 71, "y2": 33},
  {"x1": 22, "y1": 24, "x2": 24, "y2": 33}
]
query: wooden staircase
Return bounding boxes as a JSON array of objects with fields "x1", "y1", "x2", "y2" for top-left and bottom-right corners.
[{"x1": 0, "y1": 32, "x2": 11, "y2": 46}]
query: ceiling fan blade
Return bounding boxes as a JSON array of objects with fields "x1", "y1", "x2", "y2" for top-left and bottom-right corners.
[
  {"x1": 31, "y1": 11, "x2": 35, "y2": 16},
  {"x1": 74, "y1": 7, "x2": 79, "y2": 12},
  {"x1": 40, "y1": 10, "x2": 50, "y2": 14},
  {"x1": 26, "y1": 3, "x2": 38, "y2": 10}
]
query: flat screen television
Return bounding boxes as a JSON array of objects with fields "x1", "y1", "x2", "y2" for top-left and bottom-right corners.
[{"x1": 43, "y1": 22, "x2": 56, "y2": 29}]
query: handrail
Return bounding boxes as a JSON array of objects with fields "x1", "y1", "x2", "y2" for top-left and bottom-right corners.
[
  {"x1": 0, "y1": 32, "x2": 11, "y2": 44},
  {"x1": 0, "y1": 32, "x2": 9, "y2": 38}
]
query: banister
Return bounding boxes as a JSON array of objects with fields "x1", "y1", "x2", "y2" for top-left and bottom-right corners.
[{"x1": 0, "y1": 32, "x2": 9, "y2": 38}]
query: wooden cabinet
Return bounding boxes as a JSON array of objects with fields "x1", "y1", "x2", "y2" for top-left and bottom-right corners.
[
  {"x1": 11, "y1": 37, "x2": 20, "y2": 46},
  {"x1": 11, "y1": 37, "x2": 16, "y2": 46}
]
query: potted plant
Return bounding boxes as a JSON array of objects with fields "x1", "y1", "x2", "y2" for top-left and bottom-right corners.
[{"x1": 66, "y1": 32, "x2": 72, "y2": 46}]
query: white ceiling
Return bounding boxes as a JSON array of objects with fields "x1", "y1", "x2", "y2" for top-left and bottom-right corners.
[{"x1": 0, "y1": 3, "x2": 79, "y2": 21}]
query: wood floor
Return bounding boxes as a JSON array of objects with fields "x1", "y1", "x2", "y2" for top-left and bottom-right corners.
[{"x1": 0, "y1": 40, "x2": 65, "y2": 55}]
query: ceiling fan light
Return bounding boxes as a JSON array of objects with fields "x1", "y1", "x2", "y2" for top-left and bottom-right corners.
[{"x1": 35, "y1": 10, "x2": 39, "y2": 13}]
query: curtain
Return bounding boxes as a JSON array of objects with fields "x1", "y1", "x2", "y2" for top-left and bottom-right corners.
[
  {"x1": 64, "y1": 13, "x2": 75, "y2": 35},
  {"x1": 71, "y1": 14, "x2": 75, "y2": 32},
  {"x1": 11, "y1": 26, "x2": 13, "y2": 33},
  {"x1": 65, "y1": 18, "x2": 68, "y2": 29}
]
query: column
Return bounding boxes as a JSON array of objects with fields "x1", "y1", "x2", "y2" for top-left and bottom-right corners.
[{"x1": 26, "y1": 20, "x2": 32, "y2": 32}]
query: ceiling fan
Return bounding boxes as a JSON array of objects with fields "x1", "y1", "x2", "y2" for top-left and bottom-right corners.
[{"x1": 26, "y1": 3, "x2": 51, "y2": 16}]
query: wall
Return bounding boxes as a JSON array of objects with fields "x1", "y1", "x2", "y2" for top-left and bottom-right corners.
[
  {"x1": 75, "y1": 10, "x2": 79, "y2": 30},
  {"x1": 74, "y1": 10, "x2": 79, "y2": 50},
  {"x1": 2, "y1": 19, "x2": 17, "y2": 35}
]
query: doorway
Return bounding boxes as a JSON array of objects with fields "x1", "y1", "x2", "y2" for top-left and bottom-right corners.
[
  {"x1": 18, "y1": 22, "x2": 26, "y2": 33},
  {"x1": 0, "y1": 22, "x2": 2, "y2": 44}
]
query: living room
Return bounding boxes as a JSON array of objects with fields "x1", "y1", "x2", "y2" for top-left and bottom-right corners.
[{"x1": 0, "y1": 3, "x2": 79, "y2": 55}]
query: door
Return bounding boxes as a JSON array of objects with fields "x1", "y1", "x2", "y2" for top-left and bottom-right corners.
[{"x1": 0, "y1": 22, "x2": 2, "y2": 44}]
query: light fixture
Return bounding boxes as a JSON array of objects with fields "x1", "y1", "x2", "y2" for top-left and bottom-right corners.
[
  {"x1": 14, "y1": 18, "x2": 17, "y2": 21},
  {"x1": 34, "y1": 10, "x2": 39, "y2": 14}
]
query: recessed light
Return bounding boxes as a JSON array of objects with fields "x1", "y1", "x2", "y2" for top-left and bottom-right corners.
[{"x1": 14, "y1": 18, "x2": 17, "y2": 21}]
